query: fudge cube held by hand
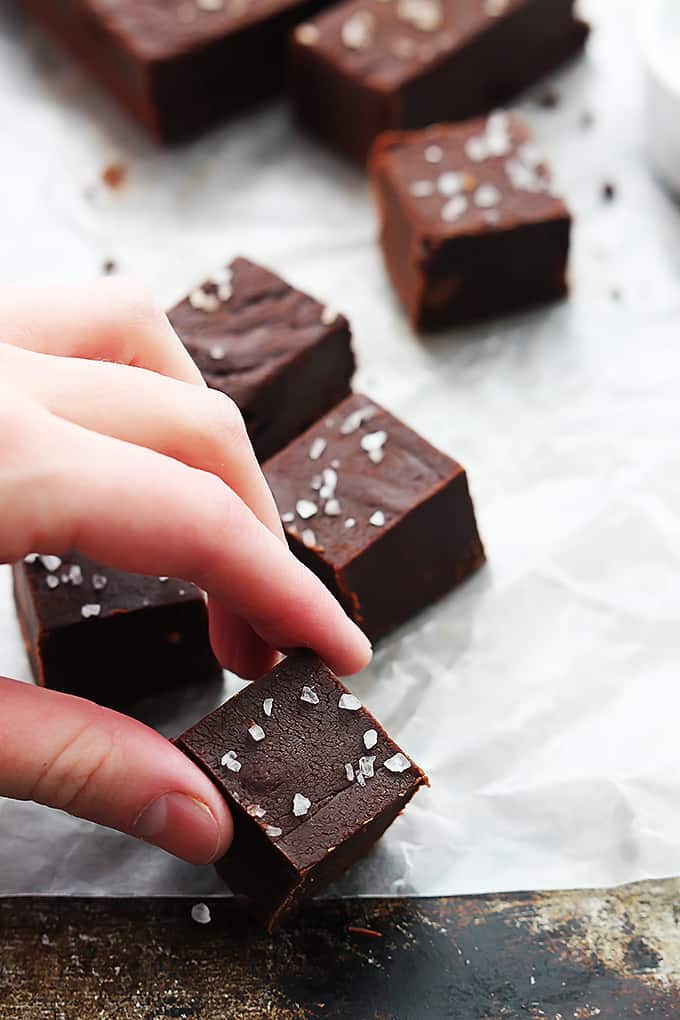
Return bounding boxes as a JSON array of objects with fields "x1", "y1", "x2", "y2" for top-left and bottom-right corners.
[
  {"x1": 176, "y1": 651, "x2": 427, "y2": 930},
  {"x1": 169, "y1": 258, "x2": 355, "y2": 462},
  {"x1": 263, "y1": 393, "x2": 485, "y2": 641},
  {"x1": 13, "y1": 553, "x2": 221, "y2": 708},
  {"x1": 369, "y1": 113, "x2": 571, "y2": 329}
]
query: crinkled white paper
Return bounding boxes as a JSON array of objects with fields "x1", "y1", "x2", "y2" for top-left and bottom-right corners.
[{"x1": 2, "y1": 0, "x2": 680, "y2": 898}]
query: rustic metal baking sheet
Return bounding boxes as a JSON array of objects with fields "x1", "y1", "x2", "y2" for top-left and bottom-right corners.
[{"x1": 2, "y1": 0, "x2": 680, "y2": 898}]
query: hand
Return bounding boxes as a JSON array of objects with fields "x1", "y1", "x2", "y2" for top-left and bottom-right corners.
[{"x1": 0, "y1": 277, "x2": 371, "y2": 866}]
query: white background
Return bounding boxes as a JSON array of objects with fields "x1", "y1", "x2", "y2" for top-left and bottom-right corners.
[{"x1": 2, "y1": 0, "x2": 680, "y2": 897}]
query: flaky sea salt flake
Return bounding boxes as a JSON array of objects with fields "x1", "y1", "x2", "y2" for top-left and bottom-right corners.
[
  {"x1": 301, "y1": 529, "x2": 317, "y2": 548},
  {"x1": 81, "y1": 604, "x2": 101, "y2": 619},
  {"x1": 265, "y1": 825, "x2": 283, "y2": 838},
  {"x1": 324, "y1": 498, "x2": 341, "y2": 516},
  {"x1": 296, "y1": 23, "x2": 320, "y2": 45},
  {"x1": 339, "y1": 693, "x2": 361, "y2": 710},
  {"x1": 46, "y1": 575, "x2": 60, "y2": 590},
  {"x1": 41, "y1": 556, "x2": 62, "y2": 572},
  {"x1": 319, "y1": 467, "x2": 338, "y2": 499},
  {"x1": 189, "y1": 287, "x2": 216, "y2": 311},
  {"x1": 384, "y1": 753, "x2": 411, "y2": 773},
  {"x1": 345, "y1": 763, "x2": 355, "y2": 781},
  {"x1": 465, "y1": 136, "x2": 488, "y2": 162},
  {"x1": 66, "y1": 565, "x2": 83, "y2": 586},
  {"x1": 321, "y1": 306, "x2": 339, "y2": 325},
  {"x1": 300, "y1": 686, "x2": 320, "y2": 705},
  {"x1": 296, "y1": 499, "x2": 318, "y2": 520},
  {"x1": 360, "y1": 430, "x2": 387, "y2": 454},
  {"x1": 363, "y1": 729, "x2": 378, "y2": 750},
  {"x1": 396, "y1": 0, "x2": 442, "y2": 30},
  {"x1": 424, "y1": 144, "x2": 443, "y2": 164},
  {"x1": 341, "y1": 10, "x2": 375, "y2": 50},
  {"x1": 369, "y1": 510, "x2": 385, "y2": 527},
  {"x1": 248, "y1": 723, "x2": 265, "y2": 742},
  {"x1": 292, "y1": 793, "x2": 311, "y2": 817},
  {"x1": 437, "y1": 171, "x2": 464, "y2": 197},
  {"x1": 263, "y1": 697, "x2": 273, "y2": 717},
  {"x1": 340, "y1": 406, "x2": 375, "y2": 434},
  {"x1": 474, "y1": 184, "x2": 501, "y2": 208},
  {"x1": 359, "y1": 755, "x2": 376, "y2": 778},
  {"x1": 309, "y1": 437, "x2": 327, "y2": 461},
  {"x1": 441, "y1": 194, "x2": 468, "y2": 222},
  {"x1": 221, "y1": 750, "x2": 242, "y2": 772}
]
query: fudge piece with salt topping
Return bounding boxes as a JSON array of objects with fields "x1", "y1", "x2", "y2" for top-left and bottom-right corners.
[
  {"x1": 24, "y1": 0, "x2": 339, "y2": 141},
  {"x1": 369, "y1": 113, "x2": 572, "y2": 328},
  {"x1": 176, "y1": 650, "x2": 427, "y2": 930},
  {"x1": 263, "y1": 393, "x2": 485, "y2": 641},
  {"x1": 169, "y1": 257, "x2": 355, "y2": 462},
  {"x1": 13, "y1": 552, "x2": 220, "y2": 708},
  {"x1": 289, "y1": 0, "x2": 588, "y2": 163}
]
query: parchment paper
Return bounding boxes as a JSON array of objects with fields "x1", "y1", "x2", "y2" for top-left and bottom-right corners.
[{"x1": 2, "y1": 0, "x2": 680, "y2": 898}]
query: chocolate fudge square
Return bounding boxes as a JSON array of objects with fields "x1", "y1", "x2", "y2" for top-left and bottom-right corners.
[
  {"x1": 23, "y1": 0, "x2": 339, "y2": 142},
  {"x1": 289, "y1": 0, "x2": 588, "y2": 163},
  {"x1": 176, "y1": 651, "x2": 427, "y2": 930},
  {"x1": 13, "y1": 552, "x2": 221, "y2": 708},
  {"x1": 263, "y1": 393, "x2": 485, "y2": 641},
  {"x1": 169, "y1": 258, "x2": 355, "y2": 462},
  {"x1": 369, "y1": 113, "x2": 571, "y2": 329}
]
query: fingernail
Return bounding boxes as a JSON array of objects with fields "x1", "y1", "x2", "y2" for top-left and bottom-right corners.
[
  {"x1": 133, "y1": 793, "x2": 222, "y2": 865},
  {"x1": 350, "y1": 624, "x2": 373, "y2": 666}
]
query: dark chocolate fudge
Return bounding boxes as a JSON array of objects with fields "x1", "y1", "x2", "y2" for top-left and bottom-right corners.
[
  {"x1": 263, "y1": 393, "x2": 485, "y2": 641},
  {"x1": 23, "y1": 0, "x2": 338, "y2": 142},
  {"x1": 176, "y1": 651, "x2": 427, "y2": 930},
  {"x1": 290, "y1": 0, "x2": 588, "y2": 163},
  {"x1": 169, "y1": 258, "x2": 355, "y2": 462},
  {"x1": 369, "y1": 113, "x2": 571, "y2": 328},
  {"x1": 13, "y1": 552, "x2": 221, "y2": 708}
]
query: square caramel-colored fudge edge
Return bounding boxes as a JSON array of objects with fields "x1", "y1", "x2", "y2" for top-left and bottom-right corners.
[
  {"x1": 369, "y1": 112, "x2": 572, "y2": 328},
  {"x1": 176, "y1": 651, "x2": 428, "y2": 930}
]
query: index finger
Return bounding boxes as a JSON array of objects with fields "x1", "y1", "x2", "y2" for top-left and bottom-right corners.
[
  {"x1": 0, "y1": 277, "x2": 203, "y2": 386},
  {"x1": 2, "y1": 392, "x2": 372, "y2": 677}
]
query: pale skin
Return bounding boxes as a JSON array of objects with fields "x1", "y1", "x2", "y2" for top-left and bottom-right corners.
[{"x1": 0, "y1": 277, "x2": 372, "y2": 867}]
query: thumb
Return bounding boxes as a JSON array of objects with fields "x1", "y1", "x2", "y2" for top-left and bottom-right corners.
[{"x1": 0, "y1": 676, "x2": 232, "y2": 865}]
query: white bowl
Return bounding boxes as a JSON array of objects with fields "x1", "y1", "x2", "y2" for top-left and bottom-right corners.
[{"x1": 640, "y1": 0, "x2": 680, "y2": 196}]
